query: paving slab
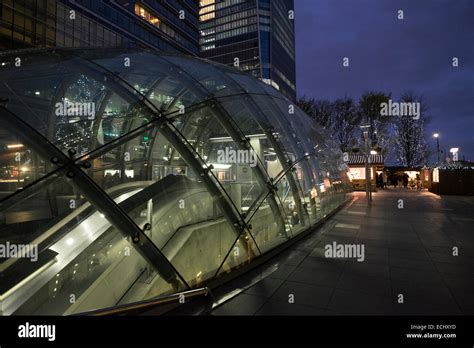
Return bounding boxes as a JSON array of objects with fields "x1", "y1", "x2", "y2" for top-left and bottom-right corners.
[{"x1": 211, "y1": 190, "x2": 474, "y2": 316}]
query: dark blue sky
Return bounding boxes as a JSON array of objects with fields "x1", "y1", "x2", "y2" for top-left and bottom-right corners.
[{"x1": 295, "y1": 0, "x2": 474, "y2": 162}]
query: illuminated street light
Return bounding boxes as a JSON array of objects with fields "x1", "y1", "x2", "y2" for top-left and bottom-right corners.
[{"x1": 433, "y1": 132, "x2": 440, "y2": 164}]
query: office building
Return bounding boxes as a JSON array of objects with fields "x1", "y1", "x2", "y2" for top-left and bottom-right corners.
[
  {"x1": 199, "y1": 0, "x2": 296, "y2": 100},
  {"x1": 0, "y1": 0, "x2": 199, "y2": 54}
]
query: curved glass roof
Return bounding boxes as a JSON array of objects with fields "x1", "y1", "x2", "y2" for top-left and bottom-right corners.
[{"x1": 0, "y1": 49, "x2": 349, "y2": 315}]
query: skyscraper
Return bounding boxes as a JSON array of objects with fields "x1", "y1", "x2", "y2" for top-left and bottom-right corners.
[
  {"x1": 0, "y1": 0, "x2": 199, "y2": 54},
  {"x1": 199, "y1": 0, "x2": 296, "y2": 101}
]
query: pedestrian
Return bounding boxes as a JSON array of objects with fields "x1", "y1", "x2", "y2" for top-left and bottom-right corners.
[
  {"x1": 104, "y1": 172, "x2": 112, "y2": 188},
  {"x1": 403, "y1": 173, "x2": 409, "y2": 189},
  {"x1": 291, "y1": 211, "x2": 300, "y2": 226}
]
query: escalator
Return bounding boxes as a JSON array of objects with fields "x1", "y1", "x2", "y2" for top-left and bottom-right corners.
[{"x1": 0, "y1": 175, "x2": 220, "y2": 315}]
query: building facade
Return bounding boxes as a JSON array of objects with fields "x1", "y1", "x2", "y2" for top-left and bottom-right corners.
[
  {"x1": 0, "y1": 0, "x2": 199, "y2": 54},
  {"x1": 199, "y1": 0, "x2": 296, "y2": 101}
]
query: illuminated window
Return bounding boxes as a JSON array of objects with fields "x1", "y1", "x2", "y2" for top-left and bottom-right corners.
[
  {"x1": 433, "y1": 168, "x2": 439, "y2": 183},
  {"x1": 200, "y1": 12, "x2": 215, "y2": 21},
  {"x1": 348, "y1": 167, "x2": 374, "y2": 180},
  {"x1": 201, "y1": 44, "x2": 215, "y2": 51},
  {"x1": 135, "y1": 4, "x2": 160, "y2": 27},
  {"x1": 199, "y1": 5, "x2": 215, "y2": 15},
  {"x1": 200, "y1": 0, "x2": 215, "y2": 6}
]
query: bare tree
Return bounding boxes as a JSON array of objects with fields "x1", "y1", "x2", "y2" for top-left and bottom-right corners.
[
  {"x1": 297, "y1": 96, "x2": 333, "y2": 129},
  {"x1": 358, "y1": 91, "x2": 392, "y2": 156},
  {"x1": 393, "y1": 92, "x2": 430, "y2": 167},
  {"x1": 331, "y1": 97, "x2": 360, "y2": 151}
]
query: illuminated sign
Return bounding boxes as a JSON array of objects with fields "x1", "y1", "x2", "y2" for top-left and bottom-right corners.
[{"x1": 433, "y1": 168, "x2": 439, "y2": 183}]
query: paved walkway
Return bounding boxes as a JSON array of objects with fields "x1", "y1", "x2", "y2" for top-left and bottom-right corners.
[{"x1": 211, "y1": 189, "x2": 474, "y2": 315}]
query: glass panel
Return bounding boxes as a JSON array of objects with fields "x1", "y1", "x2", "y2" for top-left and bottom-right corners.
[
  {"x1": 0, "y1": 175, "x2": 82, "y2": 247},
  {"x1": 11, "y1": 216, "x2": 186, "y2": 315},
  {"x1": 249, "y1": 94, "x2": 301, "y2": 164},
  {"x1": 84, "y1": 127, "x2": 153, "y2": 191},
  {"x1": 246, "y1": 196, "x2": 288, "y2": 253},
  {"x1": 270, "y1": 97, "x2": 311, "y2": 159},
  {"x1": 94, "y1": 93, "x2": 130, "y2": 146},
  {"x1": 308, "y1": 183, "x2": 322, "y2": 223},
  {"x1": 0, "y1": 174, "x2": 186, "y2": 315},
  {"x1": 180, "y1": 106, "x2": 266, "y2": 214},
  {"x1": 52, "y1": 74, "x2": 107, "y2": 156},
  {"x1": 318, "y1": 175, "x2": 348, "y2": 216},
  {"x1": 0, "y1": 52, "x2": 165, "y2": 159},
  {"x1": 93, "y1": 52, "x2": 203, "y2": 113},
  {"x1": 0, "y1": 60, "x2": 68, "y2": 135},
  {"x1": 269, "y1": 98, "x2": 324, "y2": 200},
  {"x1": 0, "y1": 125, "x2": 51, "y2": 201},
  {"x1": 252, "y1": 96, "x2": 320, "y2": 220},
  {"x1": 161, "y1": 219, "x2": 239, "y2": 287},
  {"x1": 226, "y1": 72, "x2": 268, "y2": 95},
  {"x1": 275, "y1": 171, "x2": 308, "y2": 235},
  {"x1": 259, "y1": 80, "x2": 283, "y2": 98},
  {"x1": 217, "y1": 230, "x2": 260, "y2": 277},
  {"x1": 218, "y1": 97, "x2": 278, "y2": 179},
  {"x1": 79, "y1": 124, "x2": 242, "y2": 288},
  {"x1": 161, "y1": 88, "x2": 202, "y2": 116},
  {"x1": 160, "y1": 55, "x2": 242, "y2": 98}
]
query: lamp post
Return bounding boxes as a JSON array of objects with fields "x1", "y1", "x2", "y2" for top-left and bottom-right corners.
[
  {"x1": 433, "y1": 133, "x2": 440, "y2": 165},
  {"x1": 369, "y1": 150, "x2": 378, "y2": 201},
  {"x1": 361, "y1": 125, "x2": 371, "y2": 204}
]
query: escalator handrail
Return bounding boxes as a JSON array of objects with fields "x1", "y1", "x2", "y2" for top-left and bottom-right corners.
[{"x1": 80, "y1": 287, "x2": 211, "y2": 316}]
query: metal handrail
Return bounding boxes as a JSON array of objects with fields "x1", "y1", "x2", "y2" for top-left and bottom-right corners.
[{"x1": 81, "y1": 287, "x2": 211, "y2": 316}]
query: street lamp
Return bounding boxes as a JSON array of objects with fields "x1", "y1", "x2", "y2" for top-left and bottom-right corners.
[
  {"x1": 433, "y1": 133, "x2": 440, "y2": 165},
  {"x1": 360, "y1": 124, "x2": 371, "y2": 204}
]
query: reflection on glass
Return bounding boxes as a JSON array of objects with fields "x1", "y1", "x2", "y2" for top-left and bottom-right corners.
[
  {"x1": 217, "y1": 230, "x2": 260, "y2": 277},
  {"x1": 275, "y1": 172, "x2": 308, "y2": 235},
  {"x1": 13, "y1": 217, "x2": 186, "y2": 315},
  {"x1": 246, "y1": 196, "x2": 288, "y2": 254},
  {"x1": 0, "y1": 126, "x2": 49, "y2": 200},
  {"x1": 180, "y1": 106, "x2": 266, "y2": 213}
]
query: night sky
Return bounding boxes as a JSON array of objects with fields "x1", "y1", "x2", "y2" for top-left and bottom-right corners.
[{"x1": 295, "y1": 0, "x2": 474, "y2": 162}]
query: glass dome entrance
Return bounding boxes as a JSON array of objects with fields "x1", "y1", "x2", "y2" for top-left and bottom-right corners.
[{"x1": 0, "y1": 49, "x2": 350, "y2": 315}]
